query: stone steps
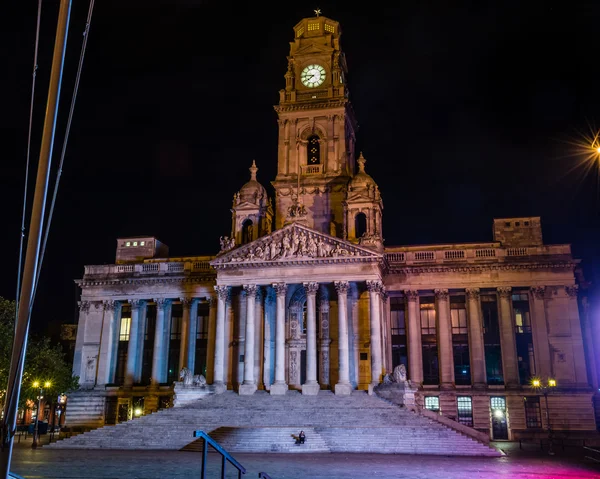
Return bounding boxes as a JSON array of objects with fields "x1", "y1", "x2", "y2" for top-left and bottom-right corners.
[{"x1": 49, "y1": 390, "x2": 501, "y2": 456}]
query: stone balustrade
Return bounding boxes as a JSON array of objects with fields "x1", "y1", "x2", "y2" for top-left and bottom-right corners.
[
  {"x1": 83, "y1": 257, "x2": 215, "y2": 278},
  {"x1": 385, "y1": 244, "x2": 571, "y2": 266}
]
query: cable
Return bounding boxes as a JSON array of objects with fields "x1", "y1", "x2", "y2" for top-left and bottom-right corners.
[
  {"x1": 15, "y1": 0, "x2": 43, "y2": 324},
  {"x1": 32, "y1": 0, "x2": 96, "y2": 303}
]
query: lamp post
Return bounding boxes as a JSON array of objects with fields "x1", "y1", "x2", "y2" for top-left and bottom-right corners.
[
  {"x1": 31, "y1": 381, "x2": 51, "y2": 449},
  {"x1": 532, "y1": 378, "x2": 557, "y2": 455}
]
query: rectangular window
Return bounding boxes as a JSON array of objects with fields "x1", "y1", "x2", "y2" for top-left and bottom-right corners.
[
  {"x1": 420, "y1": 304, "x2": 436, "y2": 335},
  {"x1": 390, "y1": 297, "x2": 408, "y2": 373},
  {"x1": 425, "y1": 396, "x2": 440, "y2": 412},
  {"x1": 453, "y1": 343, "x2": 471, "y2": 385},
  {"x1": 513, "y1": 292, "x2": 534, "y2": 384},
  {"x1": 524, "y1": 396, "x2": 542, "y2": 428},
  {"x1": 450, "y1": 303, "x2": 468, "y2": 335},
  {"x1": 481, "y1": 295, "x2": 504, "y2": 385},
  {"x1": 422, "y1": 343, "x2": 439, "y2": 385},
  {"x1": 196, "y1": 310, "x2": 209, "y2": 340},
  {"x1": 119, "y1": 316, "x2": 131, "y2": 341},
  {"x1": 457, "y1": 396, "x2": 473, "y2": 427},
  {"x1": 170, "y1": 315, "x2": 182, "y2": 340}
]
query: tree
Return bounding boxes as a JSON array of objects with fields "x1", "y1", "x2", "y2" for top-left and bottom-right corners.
[{"x1": 0, "y1": 298, "x2": 79, "y2": 412}]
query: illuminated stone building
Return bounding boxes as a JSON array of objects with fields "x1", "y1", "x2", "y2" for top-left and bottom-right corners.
[{"x1": 68, "y1": 14, "x2": 597, "y2": 441}]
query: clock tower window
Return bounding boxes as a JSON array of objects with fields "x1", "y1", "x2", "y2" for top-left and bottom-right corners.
[
  {"x1": 307, "y1": 135, "x2": 321, "y2": 165},
  {"x1": 242, "y1": 219, "x2": 253, "y2": 245},
  {"x1": 355, "y1": 212, "x2": 367, "y2": 238}
]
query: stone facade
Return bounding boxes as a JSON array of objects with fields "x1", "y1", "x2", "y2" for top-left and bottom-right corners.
[{"x1": 68, "y1": 14, "x2": 597, "y2": 441}]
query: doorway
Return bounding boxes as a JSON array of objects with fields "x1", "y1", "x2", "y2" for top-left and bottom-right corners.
[{"x1": 490, "y1": 396, "x2": 508, "y2": 440}]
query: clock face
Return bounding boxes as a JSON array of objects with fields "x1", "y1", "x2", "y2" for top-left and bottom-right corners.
[{"x1": 301, "y1": 64, "x2": 326, "y2": 88}]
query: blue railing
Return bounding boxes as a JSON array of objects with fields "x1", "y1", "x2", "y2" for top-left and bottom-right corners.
[
  {"x1": 193, "y1": 430, "x2": 246, "y2": 478},
  {"x1": 258, "y1": 473, "x2": 273, "y2": 479}
]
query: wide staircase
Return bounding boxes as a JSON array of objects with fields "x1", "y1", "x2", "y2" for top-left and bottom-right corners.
[{"x1": 48, "y1": 390, "x2": 500, "y2": 456}]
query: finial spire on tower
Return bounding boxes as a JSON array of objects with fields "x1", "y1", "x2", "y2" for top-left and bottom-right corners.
[
  {"x1": 314, "y1": 8, "x2": 321, "y2": 17},
  {"x1": 249, "y1": 160, "x2": 258, "y2": 180},
  {"x1": 357, "y1": 152, "x2": 366, "y2": 173}
]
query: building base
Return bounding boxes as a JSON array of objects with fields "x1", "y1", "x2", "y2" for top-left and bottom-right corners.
[
  {"x1": 302, "y1": 382, "x2": 320, "y2": 395},
  {"x1": 212, "y1": 381, "x2": 227, "y2": 394},
  {"x1": 335, "y1": 382, "x2": 353, "y2": 396},
  {"x1": 270, "y1": 382, "x2": 288, "y2": 395},
  {"x1": 238, "y1": 382, "x2": 258, "y2": 395}
]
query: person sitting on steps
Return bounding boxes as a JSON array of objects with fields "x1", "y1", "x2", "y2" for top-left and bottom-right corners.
[{"x1": 295, "y1": 430, "x2": 305, "y2": 445}]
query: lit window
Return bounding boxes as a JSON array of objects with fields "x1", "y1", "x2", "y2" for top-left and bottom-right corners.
[
  {"x1": 325, "y1": 23, "x2": 335, "y2": 33},
  {"x1": 308, "y1": 22, "x2": 320, "y2": 31},
  {"x1": 133, "y1": 241, "x2": 138, "y2": 246},
  {"x1": 140, "y1": 241, "x2": 145, "y2": 246},
  {"x1": 425, "y1": 396, "x2": 440, "y2": 412},
  {"x1": 457, "y1": 396, "x2": 473, "y2": 426},
  {"x1": 119, "y1": 317, "x2": 131, "y2": 341},
  {"x1": 297, "y1": 27, "x2": 304, "y2": 37},
  {"x1": 126, "y1": 242, "x2": 131, "y2": 247}
]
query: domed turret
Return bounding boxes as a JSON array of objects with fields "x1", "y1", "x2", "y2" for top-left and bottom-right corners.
[
  {"x1": 348, "y1": 152, "x2": 380, "y2": 200},
  {"x1": 343, "y1": 152, "x2": 383, "y2": 251},
  {"x1": 238, "y1": 160, "x2": 267, "y2": 205},
  {"x1": 225, "y1": 161, "x2": 273, "y2": 250}
]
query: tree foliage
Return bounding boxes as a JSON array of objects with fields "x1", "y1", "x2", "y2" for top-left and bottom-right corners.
[{"x1": 0, "y1": 298, "x2": 79, "y2": 409}]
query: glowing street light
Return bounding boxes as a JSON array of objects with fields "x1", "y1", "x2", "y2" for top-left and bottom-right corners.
[
  {"x1": 531, "y1": 378, "x2": 557, "y2": 455},
  {"x1": 31, "y1": 381, "x2": 51, "y2": 449}
]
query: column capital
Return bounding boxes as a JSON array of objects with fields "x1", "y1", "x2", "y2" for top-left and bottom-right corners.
[
  {"x1": 465, "y1": 288, "x2": 480, "y2": 300},
  {"x1": 497, "y1": 286, "x2": 512, "y2": 298},
  {"x1": 366, "y1": 280, "x2": 383, "y2": 293},
  {"x1": 207, "y1": 296, "x2": 217, "y2": 308},
  {"x1": 434, "y1": 289, "x2": 449, "y2": 301},
  {"x1": 214, "y1": 285, "x2": 230, "y2": 301},
  {"x1": 255, "y1": 286, "x2": 264, "y2": 301},
  {"x1": 153, "y1": 298, "x2": 170, "y2": 309},
  {"x1": 530, "y1": 286, "x2": 546, "y2": 300},
  {"x1": 102, "y1": 299, "x2": 115, "y2": 312},
  {"x1": 273, "y1": 282, "x2": 288, "y2": 297},
  {"x1": 303, "y1": 282, "x2": 319, "y2": 295},
  {"x1": 334, "y1": 281, "x2": 349, "y2": 295},
  {"x1": 243, "y1": 284, "x2": 258, "y2": 296},
  {"x1": 180, "y1": 297, "x2": 193, "y2": 309},
  {"x1": 404, "y1": 290, "x2": 419, "y2": 302},
  {"x1": 565, "y1": 285, "x2": 579, "y2": 298},
  {"x1": 78, "y1": 300, "x2": 91, "y2": 313},
  {"x1": 130, "y1": 299, "x2": 143, "y2": 310}
]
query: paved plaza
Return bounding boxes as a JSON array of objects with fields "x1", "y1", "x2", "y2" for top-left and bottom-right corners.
[{"x1": 7, "y1": 438, "x2": 600, "y2": 479}]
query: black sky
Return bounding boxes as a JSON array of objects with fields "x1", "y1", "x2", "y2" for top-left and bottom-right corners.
[{"x1": 2, "y1": 1, "x2": 600, "y2": 335}]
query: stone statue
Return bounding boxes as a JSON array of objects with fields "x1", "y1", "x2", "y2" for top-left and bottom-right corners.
[
  {"x1": 393, "y1": 364, "x2": 407, "y2": 383},
  {"x1": 219, "y1": 236, "x2": 235, "y2": 253},
  {"x1": 179, "y1": 367, "x2": 207, "y2": 387}
]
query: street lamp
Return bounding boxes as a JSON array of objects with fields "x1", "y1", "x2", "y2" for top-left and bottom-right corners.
[
  {"x1": 31, "y1": 381, "x2": 51, "y2": 449},
  {"x1": 531, "y1": 378, "x2": 557, "y2": 455}
]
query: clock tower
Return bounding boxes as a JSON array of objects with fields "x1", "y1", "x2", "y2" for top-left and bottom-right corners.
[{"x1": 272, "y1": 13, "x2": 357, "y2": 237}]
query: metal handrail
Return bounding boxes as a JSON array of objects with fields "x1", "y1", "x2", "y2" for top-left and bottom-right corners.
[
  {"x1": 584, "y1": 446, "x2": 600, "y2": 463},
  {"x1": 258, "y1": 473, "x2": 273, "y2": 479},
  {"x1": 193, "y1": 430, "x2": 246, "y2": 478}
]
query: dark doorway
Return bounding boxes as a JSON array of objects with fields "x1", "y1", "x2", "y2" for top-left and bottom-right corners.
[
  {"x1": 242, "y1": 219, "x2": 253, "y2": 244},
  {"x1": 300, "y1": 349, "x2": 306, "y2": 385}
]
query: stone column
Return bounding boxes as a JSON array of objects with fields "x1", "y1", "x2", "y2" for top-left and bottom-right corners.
[
  {"x1": 318, "y1": 287, "x2": 331, "y2": 388},
  {"x1": 124, "y1": 299, "x2": 142, "y2": 387},
  {"x1": 405, "y1": 290, "x2": 423, "y2": 384},
  {"x1": 179, "y1": 298, "x2": 191, "y2": 372},
  {"x1": 466, "y1": 288, "x2": 486, "y2": 388},
  {"x1": 239, "y1": 284, "x2": 258, "y2": 395},
  {"x1": 335, "y1": 281, "x2": 352, "y2": 395},
  {"x1": 435, "y1": 289, "x2": 454, "y2": 388},
  {"x1": 212, "y1": 286, "x2": 229, "y2": 392},
  {"x1": 263, "y1": 288, "x2": 275, "y2": 389},
  {"x1": 271, "y1": 283, "x2": 288, "y2": 395},
  {"x1": 151, "y1": 298, "x2": 168, "y2": 386},
  {"x1": 302, "y1": 282, "x2": 320, "y2": 395},
  {"x1": 108, "y1": 302, "x2": 122, "y2": 384},
  {"x1": 367, "y1": 280, "x2": 383, "y2": 394},
  {"x1": 530, "y1": 287, "x2": 551, "y2": 379},
  {"x1": 134, "y1": 301, "x2": 147, "y2": 383},
  {"x1": 254, "y1": 287, "x2": 264, "y2": 389},
  {"x1": 498, "y1": 287, "x2": 519, "y2": 387},
  {"x1": 206, "y1": 297, "x2": 217, "y2": 384},
  {"x1": 186, "y1": 299, "x2": 198, "y2": 373},
  {"x1": 96, "y1": 300, "x2": 115, "y2": 387}
]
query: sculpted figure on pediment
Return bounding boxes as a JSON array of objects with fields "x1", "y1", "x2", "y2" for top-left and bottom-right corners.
[{"x1": 224, "y1": 226, "x2": 372, "y2": 263}]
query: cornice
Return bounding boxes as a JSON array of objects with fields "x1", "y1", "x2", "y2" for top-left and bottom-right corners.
[
  {"x1": 75, "y1": 275, "x2": 216, "y2": 288},
  {"x1": 274, "y1": 99, "x2": 348, "y2": 113},
  {"x1": 388, "y1": 261, "x2": 578, "y2": 274},
  {"x1": 213, "y1": 256, "x2": 384, "y2": 271}
]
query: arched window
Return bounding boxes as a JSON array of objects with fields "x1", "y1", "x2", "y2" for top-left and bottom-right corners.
[
  {"x1": 307, "y1": 135, "x2": 320, "y2": 165},
  {"x1": 242, "y1": 219, "x2": 253, "y2": 245},
  {"x1": 355, "y1": 212, "x2": 367, "y2": 238}
]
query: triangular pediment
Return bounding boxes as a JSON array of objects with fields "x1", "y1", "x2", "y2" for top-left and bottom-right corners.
[
  {"x1": 233, "y1": 200, "x2": 260, "y2": 211},
  {"x1": 211, "y1": 223, "x2": 381, "y2": 268},
  {"x1": 293, "y1": 43, "x2": 334, "y2": 57},
  {"x1": 345, "y1": 193, "x2": 376, "y2": 203}
]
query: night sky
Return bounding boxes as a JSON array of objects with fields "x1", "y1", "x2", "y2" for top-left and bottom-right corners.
[{"x1": 2, "y1": 1, "x2": 600, "y2": 336}]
